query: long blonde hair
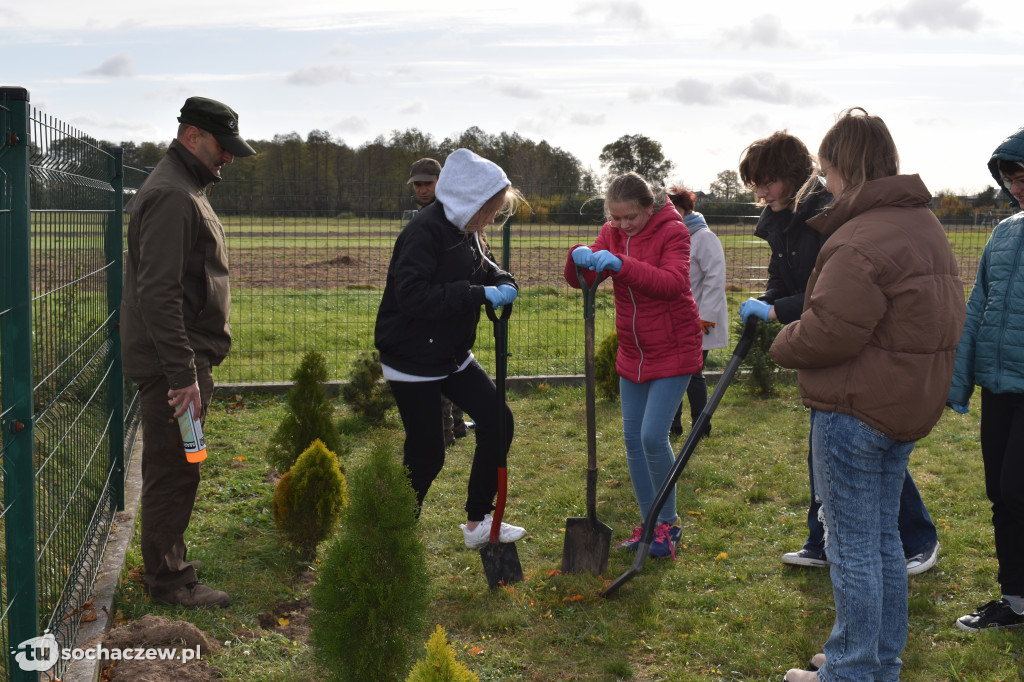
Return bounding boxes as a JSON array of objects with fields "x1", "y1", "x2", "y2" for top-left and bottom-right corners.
[{"x1": 464, "y1": 186, "x2": 527, "y2": 268}]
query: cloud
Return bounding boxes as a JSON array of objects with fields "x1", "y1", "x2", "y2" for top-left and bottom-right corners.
[
  {"x1": 734, "y1": 114, "x2": 772, "y2": 135},
  {"x1": 84, "y1": 52, "x2": 133, "y2": 77},
  {"x1": 723, "y1": 74, "x2": 804, "y2": 105},
  {"x1": 570, "y1": 112, "x2": 605, "y2": 126},
  {"x1": 667, "y1": 79, "x2": 719, "y2": 105},
  {"x1": 496, "y1": 83, "x2": 542, "y2": 100},
  {"x1": 71, "y1": 115, "x2": 152, "y2": 133},
  {"x1": 334, "y1": 115, "x2": 368, "y2": 134},
  {"x1": 575, "y1": 1, "x2": 652, "y2": 30},
  {"x1": 860, "y1": 0, "x2": 983, "y2": 31},
  {"x1": 666, "y1": 73, "x2": 822, "y2": 106},
  {"x1": 0, "y1": 7, "x2": 25, "y2": 26},
  {"x1": 399, "y1": 101, "x2": 425, "y2": 115},
  {"x1": 285, "y1": 64, "x2": 353, "y2": 86},
  {"x1": 719, "y1": 14, "x2": 800, "y2": 49}
]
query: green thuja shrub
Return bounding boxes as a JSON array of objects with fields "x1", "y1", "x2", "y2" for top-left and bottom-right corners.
[
  {"x1": 406, "y1": 625, "x2": 479, "y2": 682},
  {"x1": 311, "y1": 439, "x2": 429, "y2": 682},
  {"x1": 340, "y1": 351, "x2": 394, "y2": 425},
  {"x1": 268, "y1": 350, "x2": 342, "y2": 472},
  {"x1": 594, "y1": 330, "x2": 619, "y2": 400},
  {"x1": 737, "y1": 318, "x2": 785, "y2": 395},
  {"x1": 272, "y1": 439, "x2": 348, "y2": 558}
]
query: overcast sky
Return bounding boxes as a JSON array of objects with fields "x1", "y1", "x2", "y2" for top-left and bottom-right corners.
[{"x1": 2, "y1": 0, "x2": 1020, "y2": 193}]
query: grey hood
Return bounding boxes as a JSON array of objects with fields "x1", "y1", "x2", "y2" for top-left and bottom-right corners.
[{"x1": 435, "y1": 148, "x2": 510, "y2": 231}]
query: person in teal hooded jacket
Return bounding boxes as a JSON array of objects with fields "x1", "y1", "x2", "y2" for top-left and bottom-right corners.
[{"x1": 947, "y1": 126, "x2": 1024, "y2": 633}]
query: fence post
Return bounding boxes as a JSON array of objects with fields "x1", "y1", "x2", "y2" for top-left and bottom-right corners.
[
  {"x1": 0, "y1": 86, "x2": 41, "y2": 682},
  {"x1": 107, "y1": 147, "x2": 125, "y2": 511}
]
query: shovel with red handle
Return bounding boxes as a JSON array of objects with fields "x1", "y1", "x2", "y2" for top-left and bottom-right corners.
[{"x1": 479, "y1": 300, "x2": 524, "y2": 590}]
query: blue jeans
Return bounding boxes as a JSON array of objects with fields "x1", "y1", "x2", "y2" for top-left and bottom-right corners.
[
  {"x1": 811, "y1": 410, "x2": 914, "y2": 682},
  {"x1": 803, "y1": 417, "x2": 937, "y2": 559},
  {"x1": 620, "y1": 374, "x2": 690, "y2": 525}
]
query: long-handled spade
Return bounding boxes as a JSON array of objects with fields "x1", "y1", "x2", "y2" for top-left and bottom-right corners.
[
  {"x1": 561, "y1": 266, "x2": 613, "y2": 574},
  {"x1": 479, "y1": 301, "x2": 525, "y2": 590},
  {"x1": 602, "y1": 316, "x2": 761, "y2": 597}
]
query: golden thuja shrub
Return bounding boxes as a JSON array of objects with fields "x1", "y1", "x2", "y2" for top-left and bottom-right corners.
[{"x1": 272, "y1": 438, "x2": 348, "y2": 557}]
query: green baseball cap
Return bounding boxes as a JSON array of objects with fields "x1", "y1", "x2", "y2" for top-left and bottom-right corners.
[{"x1": 177, "y1": 96, "x2": 257, "y2": 158}]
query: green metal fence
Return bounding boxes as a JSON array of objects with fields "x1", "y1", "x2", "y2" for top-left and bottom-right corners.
[
  {"x1": 208, "y1": 183, "x2": 1000, "y2": 385},
  {"x1": 0, "y1": 87, "x2": 146, "y2": 682},
  {"x1": 0, "y1": 87, "x2": 1006, "y2": 681}
]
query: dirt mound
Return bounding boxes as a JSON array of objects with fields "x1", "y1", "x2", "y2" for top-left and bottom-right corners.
[{"x1": 100, "y1": 614, "x2": 220, "y2": 681}]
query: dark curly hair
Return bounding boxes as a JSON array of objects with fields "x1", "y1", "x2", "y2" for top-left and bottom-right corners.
[{"x1": 738, "y1": 131, "x2": 813, "y2": 207}]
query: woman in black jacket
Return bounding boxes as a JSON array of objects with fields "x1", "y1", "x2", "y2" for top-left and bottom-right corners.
[{"x1": 374, "y1": 148, "x2": 527, "y2": 549}]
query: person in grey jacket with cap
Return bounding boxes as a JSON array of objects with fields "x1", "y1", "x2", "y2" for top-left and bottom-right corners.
[
  {"x1": 122, "y1": 96, "x2": 255, "y2": 608},
  {"x1": 376, "y1": 148, "x2": 528, "y2": 548},
  {"x1": 947, "y1": 125, "x2": 1024, "y2": 633}
]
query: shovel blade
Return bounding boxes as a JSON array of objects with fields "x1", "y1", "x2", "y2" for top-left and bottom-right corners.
[
  {"x1": 480, "y1": 541, "x2": 524, "y2": 590},
  {"x1": 561, "y1": 516, "x2": 613, "y2": 575}
]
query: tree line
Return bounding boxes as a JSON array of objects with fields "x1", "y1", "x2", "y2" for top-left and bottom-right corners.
[{"x1": 107, "y1": 128, "x2": 1010, "y2": 220}]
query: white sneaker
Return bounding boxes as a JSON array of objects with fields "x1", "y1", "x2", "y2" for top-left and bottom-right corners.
[{"x1": 460, "y1": 514, "x2": 527, "y2": 549}]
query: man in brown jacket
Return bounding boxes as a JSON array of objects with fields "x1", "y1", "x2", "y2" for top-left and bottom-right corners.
[{"x1": 121, "y1": 97, "x2": 255, "y2": 607}]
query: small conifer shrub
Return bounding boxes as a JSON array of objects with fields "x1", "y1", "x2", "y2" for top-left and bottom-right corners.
[
  {"x1": 737, "y1": 318, "x2": 785, "y2": 395},
  {"x1": 594, "y1": 330, "x2": 620, "y2": 400},
  {"x1": 272, "y1": 438, "x2": 348, "y2": 558},
  {"x1": 311, "y1": 439, "x2": 429, "y2": 682},
  {"x1": 267, "y1": 350, "x2": 342, "y2": 472},
  {"x1": 340, "y1": 351, "x2": 394, "y2": 425},
  {"x1": 406, "y1": 625, "x2": 479, "y2": 682}
]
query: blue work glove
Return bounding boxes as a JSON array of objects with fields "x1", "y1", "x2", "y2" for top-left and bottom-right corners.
[
  {"x1": 484, "y1": 285, "x2": 518, "y2": 308},
  {"x1": 591, "y1": 250, "x2": 622, "y2": 273},
  {"x1": 740, "y1": 297, "x2": 772, "y2": 323},
  {"x1": 571, "y1": 246, "x2": 594, "y2": 269},
  {"x1": 496, "y1": 283, "x2": 518, "y2": 306},
  {"x1": 947, "y1": 400, "x2": 969, "y2": 414}
]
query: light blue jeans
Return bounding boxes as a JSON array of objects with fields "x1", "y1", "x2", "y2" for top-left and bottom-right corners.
[
  {"x1": 620, "y1": 374, "x2": 690, "y2": 525},
  {"x1": 811, "y1": 409, "x2": 915, "y2": 682}
]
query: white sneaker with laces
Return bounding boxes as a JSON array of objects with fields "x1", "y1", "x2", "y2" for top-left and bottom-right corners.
[{"x1": 460, "y1": 514, "x2": 527, "y2": 549}]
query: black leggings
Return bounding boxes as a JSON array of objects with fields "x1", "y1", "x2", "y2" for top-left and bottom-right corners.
[
  {"x1": 389, "y1": 358, "x2": 513, "y2": 521},
  {"x1": 980, "y1": 388, "x2": 1024, "y2": 595}
]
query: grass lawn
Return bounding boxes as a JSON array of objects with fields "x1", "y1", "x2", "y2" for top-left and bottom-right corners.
[{"x1": 113, "y1": 380, "x2": 1024, "y2": 681}]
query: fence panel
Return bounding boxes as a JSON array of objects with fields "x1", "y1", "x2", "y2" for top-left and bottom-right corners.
[
  {"x1": 0, "y1": 87, "x2": 144, "y2": 682},
  {"x1": 210, "y1": 182, "x2": 996, "y2": 385}
]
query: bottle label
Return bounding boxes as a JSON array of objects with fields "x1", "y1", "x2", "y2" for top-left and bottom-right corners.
[{"x1": 177, "y1": 404, "x2": 208, "y2": 463}]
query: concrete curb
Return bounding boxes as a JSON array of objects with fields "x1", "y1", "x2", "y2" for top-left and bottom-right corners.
[{"x1": 62, "y1": 433, "x2": 143, "y2": 682}]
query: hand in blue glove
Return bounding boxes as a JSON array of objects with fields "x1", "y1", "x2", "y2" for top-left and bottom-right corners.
[
  {"x1": 497, "y1": 283, "x2": 518, "y2": 306},
  {"x1": 591, "y1": 250, "x2": 622, "y2": 273},
  {"x1": 571, "y1": 246, "x2": 594, "y2": 269},
  {"x1": 740, "y1": 297, "x2": 772, "y2": 323},
  {"x1": 485, "y1": 284, "x2": 518, "y2": 308},
  {"x1": 947, "y1": 401, "x2": 969, "y2": 414},
  {"x1": 484, "y1": 286, "x2": 504, "y2": 308}
]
